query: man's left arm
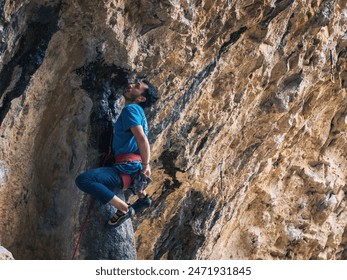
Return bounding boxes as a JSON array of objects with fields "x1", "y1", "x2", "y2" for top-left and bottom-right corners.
[{"x1": 130, "y1": 125, "x2": 151, "y2": 177}]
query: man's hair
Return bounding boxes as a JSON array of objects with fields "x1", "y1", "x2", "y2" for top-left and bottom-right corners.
[{"x1": 140, "y1": 80, "x2": 160, "y2": 108}]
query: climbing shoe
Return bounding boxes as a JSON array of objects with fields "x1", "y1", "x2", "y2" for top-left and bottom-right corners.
[
  {"x1": 130, "y1": 195, "x2": 152, "y2": 214},
  {"x1": 107, "y1": 207, "x2": 135, "y2": 228}
]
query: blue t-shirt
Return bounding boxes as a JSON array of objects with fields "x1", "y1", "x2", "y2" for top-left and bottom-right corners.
[{"x1": 112, "y1": 104, "x2": 148, "y2": 175}]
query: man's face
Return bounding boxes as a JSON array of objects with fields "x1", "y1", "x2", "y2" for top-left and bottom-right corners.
[{"x1": 123, "y1": 81, "x2": 148, "y2": 102}]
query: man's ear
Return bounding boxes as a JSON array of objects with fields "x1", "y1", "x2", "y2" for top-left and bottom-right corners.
[{"x1": 137, "y1": 96, "x2": 147, "y2": 103}]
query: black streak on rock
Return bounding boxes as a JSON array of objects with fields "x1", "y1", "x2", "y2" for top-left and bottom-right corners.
[
  {"x1": 195, "y1": 134, "x2": 209, "y2": 155},
  {"x1": 0, "y1": 4, "x2": 60, "y2": 126},
  {"x1": 159, "y1": 150, "x2": 182, "y2": 191},
  {"x1": 218, "y1": 26, "x2": 247, "y2": 57},
  {"x1": 260, "y1": 0, "x2": 294, "y2": 27},
  {"x1": 0, "y1": 0, "x2": 7, "y2": 56},
  {"x1": 154, "y1": 190, "x2": 215, "y2": 259},
  {"x1": 0, "y1": 0, "x2": 4, "y2": 18},
  {"x1": 75, "y1": 59, "x2": 130, "y2": 154}
]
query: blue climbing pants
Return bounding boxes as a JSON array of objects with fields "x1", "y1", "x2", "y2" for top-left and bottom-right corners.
[{"x1": 75, "y1": 167, "x2": 122, "y2": 204}]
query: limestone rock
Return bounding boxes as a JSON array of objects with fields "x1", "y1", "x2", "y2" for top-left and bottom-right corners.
[
  {"x1": 0, "y1": 0, "x2": 346, "y2": 260},
  {"x1": 77, "y1": 189, "x2": 137, "y2": 260},
  {"x1": 0, "y1": 246, "x2": 14, "y2": 260}
]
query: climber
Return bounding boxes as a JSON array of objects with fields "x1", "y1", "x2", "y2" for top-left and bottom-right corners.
[{"x1": 75, "y1": 79, "x2": 159, "y2": 228}]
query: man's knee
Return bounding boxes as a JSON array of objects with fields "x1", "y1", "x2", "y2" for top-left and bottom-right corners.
[{"x1": 75, "y1": 173, "x2": 88, "y2": 191}]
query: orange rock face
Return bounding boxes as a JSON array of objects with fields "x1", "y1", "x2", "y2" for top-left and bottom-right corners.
[{"x1": 0, "y1": 0, "x2": 346, "y2": 259}]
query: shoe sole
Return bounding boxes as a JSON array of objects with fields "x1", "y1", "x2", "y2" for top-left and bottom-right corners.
[{"x1": 107, "y1": 207, "x2": 135, "y2": 228}]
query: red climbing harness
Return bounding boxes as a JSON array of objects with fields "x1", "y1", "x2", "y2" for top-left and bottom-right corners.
[{"x1": 115, "y1": 153, "x2": 142, "y2": 189}]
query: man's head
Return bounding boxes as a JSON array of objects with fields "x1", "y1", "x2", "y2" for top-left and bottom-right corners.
[{"x1": 123, "y1": 80, "x2": 159, "y2": 108}]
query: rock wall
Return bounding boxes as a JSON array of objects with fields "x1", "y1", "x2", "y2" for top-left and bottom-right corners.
[
  {"x1": 0, "y1": 245, "x2": 14, "y2": 260},
  {"x1": 0, "y1": 0, "x2": 346, "y2": 259}
]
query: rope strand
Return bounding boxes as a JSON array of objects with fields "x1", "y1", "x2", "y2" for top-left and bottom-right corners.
[{"x1": 71, "y1": 198, "x2": 95, "y2": 260}]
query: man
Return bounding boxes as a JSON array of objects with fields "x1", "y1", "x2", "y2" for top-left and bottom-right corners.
[{"x1": 76, "y1": 80, "x2": 159, "y2": 227}]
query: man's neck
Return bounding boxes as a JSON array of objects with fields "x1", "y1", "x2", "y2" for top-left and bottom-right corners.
[{"x1": 125, "y1": 101, "x2": 138, "y2": 106}]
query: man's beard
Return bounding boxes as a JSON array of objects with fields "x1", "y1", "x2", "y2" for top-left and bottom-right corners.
[{"x1": 123, "y1": 91, "x2": 137, "y2": 102}]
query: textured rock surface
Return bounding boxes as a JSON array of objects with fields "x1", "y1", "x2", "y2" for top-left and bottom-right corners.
[
  {"x1": 78, "y1": 189, "x2": 137, "y2": 260},
  {"x1": 0, "y1": 0, "x2": 346, "y2": 260},
  {"x1": 0, "y1": 245, "x2": 14, "y2": 260}
]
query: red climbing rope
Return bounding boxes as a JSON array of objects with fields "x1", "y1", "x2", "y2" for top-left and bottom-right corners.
[{"x1": 71, "y1": 198, "x2": 95, "y2": 260}]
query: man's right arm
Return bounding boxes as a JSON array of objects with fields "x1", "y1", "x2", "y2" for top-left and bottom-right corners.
[{"x1": 130, "y1": 125, "x2": 151, "y2": 177}]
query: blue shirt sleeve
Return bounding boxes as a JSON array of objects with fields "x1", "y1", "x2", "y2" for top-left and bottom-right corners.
[{"x1": 122, "y1": 105, "x2": 142, "y2": 131}]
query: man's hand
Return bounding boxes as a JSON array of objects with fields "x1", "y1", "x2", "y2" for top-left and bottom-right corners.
[{"x1": 142, "y1": 164, "x2": 151, "y2": 177}]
